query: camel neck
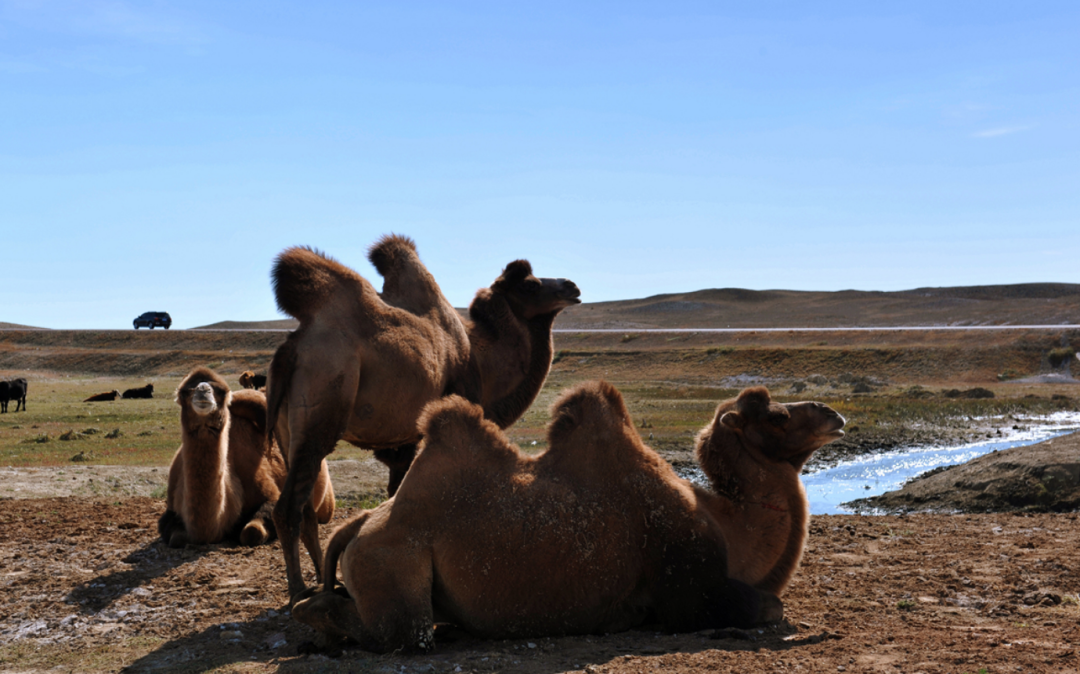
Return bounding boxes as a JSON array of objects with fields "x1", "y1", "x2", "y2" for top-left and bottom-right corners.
[
  {"x1": 484, "y1": 311, "x2": 556, "y2": 428},
  {"x1": 705, "y1": 444, "x2": 808, "y2": 595},
  {"x1": 181, "y1": 413, "x2": 232, "y2": 540}
]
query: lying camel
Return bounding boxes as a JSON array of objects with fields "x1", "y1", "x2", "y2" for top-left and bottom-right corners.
[
  {"x1": 292, "y1": 382, "x2": 843, "y2": 652},
  {"x1": 122, "y1": 383, "x2": 154, "y2": 399},
  {"x1": 239, "y1": 371, "x2": 267, "y2": 390},
  {"x1": 83, "y1": 390, "x2": 120, "y2": 402},
  {"x1": 267, "y1": 235, "x2": 580, "y2": 599},
  {"x1": 158, "y1": 367, "x2": 334, "y2": 548},
  {"x1": 693, "y1": 386, "x2": 845, "y2": 595}
]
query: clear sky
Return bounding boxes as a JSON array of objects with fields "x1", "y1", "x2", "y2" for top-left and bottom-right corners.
[{"x1": 3, "y1": 1, "x2": 1078, "y2": 329}]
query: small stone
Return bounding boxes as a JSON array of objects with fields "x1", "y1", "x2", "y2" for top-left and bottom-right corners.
[{"x1": 527, "y1": 642, "x2": 537, "y2": 649}]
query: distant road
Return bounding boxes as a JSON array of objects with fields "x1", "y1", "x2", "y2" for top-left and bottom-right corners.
[{"x1": 6, "y1": 325, "x2": 1080, "y2": 333}]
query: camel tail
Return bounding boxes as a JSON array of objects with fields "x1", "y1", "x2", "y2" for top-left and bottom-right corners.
[
  {"x1": 272, "y1": 246, "x2": 356, "y2": 322},
  {"x1": 322, "y1": 512, "x2": 370, "y2": 593},
  {"x1": 367, "y1": 234, "x2": 418, "y2": 278},
  {"x1": 265, "y1": 334, "x2": 298, "y2": 455}
]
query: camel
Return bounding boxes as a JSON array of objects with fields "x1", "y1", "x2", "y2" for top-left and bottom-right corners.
[
  {"x1": 83, "y1": 390, "x2": 120, "y2": 402},
  {"x1": 239, "y1": 371, "x2": 267, "y2": 390},
  {"x1": 158, "y1": 367, "x2": 334, "y2": 548},
  {"x1": 267, "y1": 235, "x2": 580, "y2": 599},
  {"x1": 693, "y1": 386, "x2": 845, "y2": 595},
  {"x1": 292, "y1": 382, "x2": 844, "y2": 653}
]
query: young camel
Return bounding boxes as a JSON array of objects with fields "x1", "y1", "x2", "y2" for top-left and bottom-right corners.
[
  {"x1": 292, "y1": 382, "x2": 843, "y2": 653},
  {"x1": 158, "y1": 367, "x2": 334, "y2": 548},
  {"x1": 267, "y1": 235, "x2": 580, "y2": 600}
]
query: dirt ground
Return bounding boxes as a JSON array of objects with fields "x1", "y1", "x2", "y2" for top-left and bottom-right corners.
[{"x1": 1, "y1": 490, "x2": 1078, "y2": 673}]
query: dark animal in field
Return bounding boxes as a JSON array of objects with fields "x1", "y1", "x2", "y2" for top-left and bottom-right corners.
[
  {"x1": 267, "y1": 235, "x2": 580, "y2": 600},
  {"x1": 122, "y1": 383, "x2": 154, "y2": 399},
  {"x1": 83, "y1": 390, "x2": 121, "y2": 402},
  {"x1": 294, "y1": 381, "x2": 843, "y2": 653},
  {"x1": 0, "y1": 378, "x2": 28, "y2": 413},
  {"x1": 239, "y1": 371, "x2": 267, "y2": 390},
  {"x1": 158, "y1": 367, "x2": 334, "y2": 548}
]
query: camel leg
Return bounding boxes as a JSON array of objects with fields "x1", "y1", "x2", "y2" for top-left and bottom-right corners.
[
  {"x1": 240, "y1": 500, "x2": 276, "y2": 546},
  {"x1": 373, "y1": 442, "x2": 418, "y2": 497},
  {"x1": 273, "y1": 454, "x2": 328, "y2": 602}
]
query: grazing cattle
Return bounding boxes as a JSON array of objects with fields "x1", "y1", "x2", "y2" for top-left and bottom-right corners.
[
  {"x1": 122, "y1": 384, "x2": 154, "y2": 399},
  {"x1": 84, "y1": 390, "x2": 121, "y2": 402},
  {"x1": 239, "y1": 371, "x2": 267, "y2": 390},
  {"x1": 0, "y1": 378, "x2": 28, "y2": 413}
]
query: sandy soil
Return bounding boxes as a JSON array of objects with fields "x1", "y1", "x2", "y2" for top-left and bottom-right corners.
[{"x1": 2, "y1": 497, "x2": 1079, "y2": 673}]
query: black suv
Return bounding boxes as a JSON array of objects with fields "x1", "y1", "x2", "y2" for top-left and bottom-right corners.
[{"x1": 133, "y1": 311, "x2": 172, "y2": 330}]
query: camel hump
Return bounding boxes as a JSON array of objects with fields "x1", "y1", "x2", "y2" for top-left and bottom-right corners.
[
  {"x1": 229, "y1": 389, "x2": 268, "y2": 434},
  {"x1": 367, "y1": 234, "x2": 419, "y2": 278},
  {"x1": 546, "y1": 380, "x2": 634, "y2": 451},
  {"x1": 417, "y1": 395, "x2": 507, "y2": 460},
  {"x1": 272, "y1": 246, "x2": 361, "y2": 321}
]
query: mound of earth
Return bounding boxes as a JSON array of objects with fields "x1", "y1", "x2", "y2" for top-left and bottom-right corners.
[{"x1": 851, "y1": 431, "x2": 1080, "y2": 514}]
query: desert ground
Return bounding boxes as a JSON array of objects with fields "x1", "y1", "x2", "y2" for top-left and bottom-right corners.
[{"x1": 1, "y1": 316, "x2": 1079, "y2": 673}]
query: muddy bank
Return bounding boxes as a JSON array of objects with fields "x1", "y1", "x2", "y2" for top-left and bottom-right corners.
[{"x1": 851, "y1": 430, "x2": 1080, "y2": 514}]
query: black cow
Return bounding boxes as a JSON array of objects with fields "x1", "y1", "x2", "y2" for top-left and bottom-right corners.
[
  {"x1": 0, "y1": 378, "x2": 28, "y2": 413},
  {"x1": 121, "y1": 383, "x2": 154, "y2": 399}
]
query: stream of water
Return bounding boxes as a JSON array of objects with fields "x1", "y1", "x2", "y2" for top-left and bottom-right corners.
[{"x1": 803, "y1": 411, "x2": 1080, "y2": 514}]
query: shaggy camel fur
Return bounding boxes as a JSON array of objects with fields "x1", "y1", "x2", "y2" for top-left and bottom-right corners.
[
  {"x1": 158, "y1": 367, "x2": 334, "y2": 548},
  {"x1": 83, "y1": 390, "x2": 120, "y2": 402},
  {"x1": 293, "y1": 381, "x2": 841, "y2": 653},
  {"x1": 239, "y1": 371, "x2": 267, "y2": 390},
  {"x1": 267, "y1": 235, "x2": 579, "y2": 599},
  {"x1": 694, "y1": 386, "x2": 846, "y2": 595}
]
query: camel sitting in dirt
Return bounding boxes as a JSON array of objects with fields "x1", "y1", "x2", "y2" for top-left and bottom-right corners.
[
  {"x1": 158, "y1": 367, "x2": 334, "y2": 548},
  {"x1": 292, "y1": 382, "x2": 843, "y2": 653},
  {"x1": 238, "y1": 371, "x2": 267, "y2": 390},
  {"x1": 694, "y1": 386, "x2": 845, "y2": 595},
  {"x1": 267, "y1": 235, "x2": 580, "y2": 600}
]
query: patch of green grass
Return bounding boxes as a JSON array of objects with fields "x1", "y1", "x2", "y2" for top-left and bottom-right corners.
[
  {"x1": 0, "y1": 377, "x2": 185, "y2": 467},
  {"x1": 896, "y1": 598, "x2": 916, "y2": 610}
]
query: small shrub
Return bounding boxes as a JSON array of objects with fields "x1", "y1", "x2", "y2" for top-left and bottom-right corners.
[
  {"x1": 896, "y1": 599, "x2": 915, "y2": 610},
  {"x1": 1048, "y1": 347, "x2": 1077, "y2": 368},
  {"x1": 620, "y1": 334, "x2": 638, "y2": 343}
]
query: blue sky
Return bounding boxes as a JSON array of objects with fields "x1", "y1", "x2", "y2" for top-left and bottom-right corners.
[{"x1": 2, "y1": 1, "x2": 1078, "y2": 329}]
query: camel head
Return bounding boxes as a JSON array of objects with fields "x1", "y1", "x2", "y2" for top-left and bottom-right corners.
[
  {"x1": 547, "y1": 380, "x2": 635, "y2": 449},
  {"x1": 490, "y1": 260, "x2": 581, "y2": 320},
  {"x1": 698, "y1": 387, "x2": 845, "y2": 476},
  {"x1": 176, "y1": 367, "x2": 231, "y2": 424}
]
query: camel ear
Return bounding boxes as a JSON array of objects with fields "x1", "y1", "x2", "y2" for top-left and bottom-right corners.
[{"x1": 719, "y1": 411, "x2": 744, "y2": 431}]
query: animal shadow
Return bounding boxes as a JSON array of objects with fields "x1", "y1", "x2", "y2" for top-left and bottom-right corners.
[{"x1": 65, "y1": 539, "x2": 212, "y2": 614}]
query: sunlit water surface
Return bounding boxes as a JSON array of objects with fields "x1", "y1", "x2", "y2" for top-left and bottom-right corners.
[{"x1": 678, "y1": 411, "x2": 1080, "y2": 515}]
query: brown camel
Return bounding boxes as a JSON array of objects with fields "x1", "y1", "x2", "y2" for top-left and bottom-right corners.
[
  {"x1": 83, "y1": 390, "x2": 120, "y2": 402},
  {"x1": 266, "y1": 235, "x2": 580, "y2": 599},
  {"x1": 239, "y1": 371, "x2": 267, "y2": 390},
  {"x1": 158, "y1": 367, "x2": 334, "y2": 548},
  {"x1": 693, "y1": 386, "x2": 845, "y2": 595},
  {"x1": 292, "y1": 382, "x2": 843, "y2": 653}
]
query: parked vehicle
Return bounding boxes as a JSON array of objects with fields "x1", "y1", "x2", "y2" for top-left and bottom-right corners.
[{"x1": 133, "y1": 311, "x2": 172, "y2": 330}]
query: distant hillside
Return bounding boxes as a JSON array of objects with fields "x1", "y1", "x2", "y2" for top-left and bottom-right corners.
[
  {"x1": 554, "y1": 283, "x2": 1080, "y2": 329},
  {"x1": 184, "y1": 282, "x2": 1080, "y2": 331},
  {"x1": 0, "y1": 321, "x2": 46, "y2": 330},
  {"x1": 192, "y1": 319, "x2": 298, "y2": 330}
]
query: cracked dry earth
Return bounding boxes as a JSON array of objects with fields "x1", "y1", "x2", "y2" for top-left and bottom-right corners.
[{"x1": 1, "y1": 498, "x2": 1079, "y2": 673}]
